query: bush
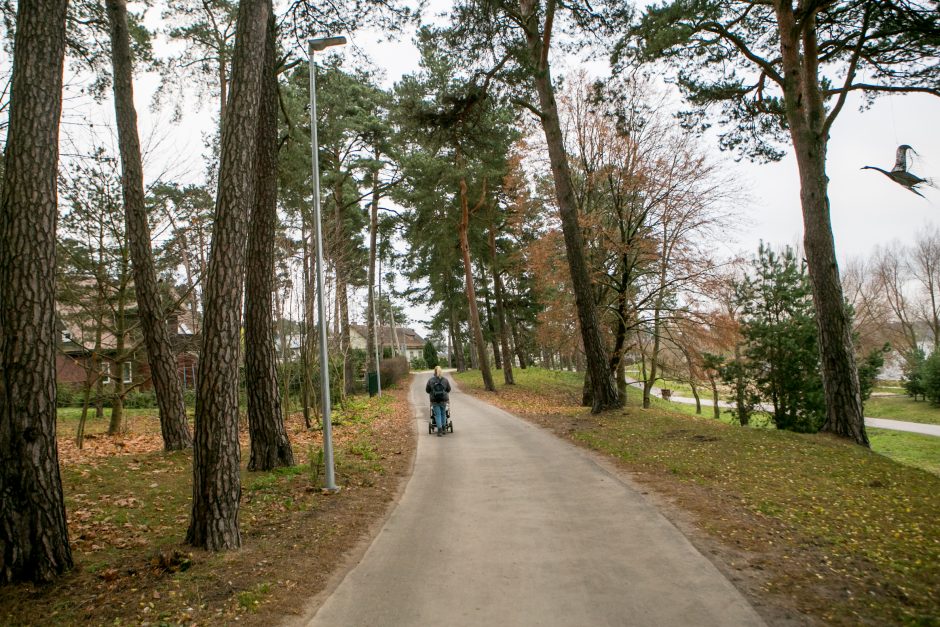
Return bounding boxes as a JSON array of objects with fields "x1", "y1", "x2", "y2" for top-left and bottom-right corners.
[
  {"x1": 922, "y1": 351, "x2": 940, "y2": 404},
  {"x1": 56, "y1": 383, "x2": 83, "y2": 408},
  {"x1": 124, "y1": 389, "x2": 158, "y2": 408},
  {"x1": 379, "y1": 356, "x2": 409, "y2": 387},
  {"x1": 410, "y1": 356, "x2": 428, "y2": 370}
]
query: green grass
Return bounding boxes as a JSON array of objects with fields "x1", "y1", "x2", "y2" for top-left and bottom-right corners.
[
  {"x1": 460, "y1": 366, "x2": 940, "y2": 625},
  {"x1": 869, "y1": 428, "x2": 940, "y2": 476},
  {"x1": 864, "y1": 396, "x2": 940, "y2": 425},
  {"x1": 624, "y1": 367, "x2": 699, "y2": 397}
]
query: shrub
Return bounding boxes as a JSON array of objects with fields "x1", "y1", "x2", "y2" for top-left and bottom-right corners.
[
  {"x1": 56, "y1": 383, "x2": 83, "y2": 408},
  {"x1": 410, "y1": 356, "x2": 428, "y2": 371},
  {"x1": 380, "y1": 356, "x2": 409, "y2": 387},
  {"x1": 922, "y1": 351, "x2": 940, "y2": 404},
  {"x1": 124, "y1": 389, "x2": 158, "y2": 408}
]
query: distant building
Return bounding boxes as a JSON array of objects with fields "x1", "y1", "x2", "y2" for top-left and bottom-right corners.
[
  {"x1": 349, "y1": 325, "x2": 426, "y2": 362},
  {"x1": 56, "y1": 306, "x2": 199, "y2": 391}
]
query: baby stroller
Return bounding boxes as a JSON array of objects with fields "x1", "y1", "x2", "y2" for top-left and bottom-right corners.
[{"x1": 428, "y1": 402, "x2": 453, "y2": 434}]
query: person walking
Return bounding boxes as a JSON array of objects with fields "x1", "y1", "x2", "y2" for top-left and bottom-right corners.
[{"x1": 426, "y1": 366, "x2": 451, "y2": 436}]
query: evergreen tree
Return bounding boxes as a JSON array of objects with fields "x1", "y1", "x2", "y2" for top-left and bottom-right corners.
[
  {"x1": 736, "y1": 244, "x2": 826, "y2": 433},
  {"x1": 423, "y1": 340, "x2": 439, "y2": 369}
]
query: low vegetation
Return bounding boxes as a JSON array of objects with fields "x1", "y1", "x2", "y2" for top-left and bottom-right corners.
[
  {"x1": 0, "y1": 384, "x2": 416, "y2": 626},
  {"x1": 455, "y1": 367, "x2": 940, "y2": 626},
  {"x1": 864, "y1": 395, "x2": 940, "y2": 426}
]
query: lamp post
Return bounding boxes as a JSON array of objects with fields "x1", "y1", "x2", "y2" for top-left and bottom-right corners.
[{"x1": 308, "y1": 35, "x2": 346, "y2": 492}]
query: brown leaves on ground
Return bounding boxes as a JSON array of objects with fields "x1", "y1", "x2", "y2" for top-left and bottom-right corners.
[{"x1": 0, "y1": 382, "x2": 416, "y2": 626}]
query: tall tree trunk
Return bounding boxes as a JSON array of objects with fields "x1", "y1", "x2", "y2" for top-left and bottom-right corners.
[
  {"x1": 489, "y1": 223, "x2": 514, "y2": 385},
  {"x1": 107, "y1": 0, "x2": 192, "y2": 451},
  {"x1": 109, "y1": 366, "x2": 125, "y2": 435},
  {"x1": 244, "y1": 12, "x2": 293, "y2": 472},
  {"x1": 510, "y1": 315, "x2": 527, "y2": 369},
  {"x1": 450, "y1": 305, "x2": 466, "y2": 372},
  {"x1": 331, "y1": 182, "x2": 353, "y2": 396},
  {"x1": 458, "y1": 177, "x2": 495, "y2": 391},
  {"x1": 366, "y1": 158, "x2": 381, "y2": 384},
  {"x1": 733, "y1": 342, "x2": 749, "y2": 427},
  {"x1": 479, "y1": 261, "x2": 502, "y2": 370},
  {"x1": 108, "y1": 270, "x2": 130, "y2": 436},
  {"x1": 522, "y1": 5, "x2": 619, "y2": 412},
  {"x1": 187, "y1": 0, "x2": 269, "y2": 551},
  {"x1": 707, "y1": 373, "x2": 720, "y2": 420},
  {"x1": 0, "y1": 0, "x2": 73, "y2": 583},
  {"x1": 775, "y1": 4, "x2": 867, "y2": 446},
  {"x1": 301, "y1": 224, "x2": 313, "y2": 429}
]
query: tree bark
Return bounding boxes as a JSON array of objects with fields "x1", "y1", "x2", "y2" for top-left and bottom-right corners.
[
  {"x1": 522, "y1": 2, "x2": 620, "y2": 412},
  {"x1": 107, "y1": 0, "x2": 192, "y2": 451},
  {"x1": 331, "y1": 181, "x2": 354, "y2": 396},
  {"x1": 478, "y1": 261, "x2": 502, "y2": 369},
  {"x1": 450, "y1": 305, "x2": 466, "y2": 372},
  {"x1": 0, "y1": 0, "x2": 73, "y2": 583},
  {"x1": 775, "y1": 3, "x2": 867, "y2": 446},
  {"x1": 301, "y1": 225, "x2": 313, "y2": 428},
  {"x1": 366, "y1": 156, "x2": 381, "y2": 386},
  {"x1": 187, "y1": 0, "x2": 270, "y2": 551},
  {"x1": 458, "y1": 177, "x2": 495, "y2": 391},
  {"x1": 245, "y1": 12, "x2": 293, "y2": 472},
  {"x1": 489, "y1": 223, "x2": 514, "y2": 385}
]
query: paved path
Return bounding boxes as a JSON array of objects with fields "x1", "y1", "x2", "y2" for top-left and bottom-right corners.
[
  {"x1": 627, "y1": 378, "x2": 940, "y2": 437},
  {"x1": 304, "y1": 376, "x2": 765, "y2": 627}
]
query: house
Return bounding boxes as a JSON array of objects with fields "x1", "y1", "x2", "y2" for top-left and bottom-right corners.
[
  {"x1": 56, "y1": 305, "x2": 199, "y2": 391},
  {"x1": 349, "y1": 325, "x2": 426, "y2": 362}
]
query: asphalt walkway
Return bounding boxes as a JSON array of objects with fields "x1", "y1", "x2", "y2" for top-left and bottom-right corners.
[
  {"x1": 625, "y1": 377, "x2": 940, "y2": 437},
  {"x1": 301, "y1": 375, "x2": 765, "y2": 627}
]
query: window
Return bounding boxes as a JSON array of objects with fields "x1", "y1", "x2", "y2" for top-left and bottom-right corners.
[
  {"x1": 122, "y1": 362, "x2": 132, "y2": 384},
  {"x1": 62, "y1": 330, "x2": 72, "y2": 342},
  {"x1": 102, "y1": 362, "x2": 111, "y2": 385}
]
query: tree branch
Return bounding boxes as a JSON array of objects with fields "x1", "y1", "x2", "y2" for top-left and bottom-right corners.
[
  {"x1": 825, "y1": 83, "x2": 940, "y2": 97},
  {"x1": 700, "y1": 20, "x2": 784, "y2": 86}
]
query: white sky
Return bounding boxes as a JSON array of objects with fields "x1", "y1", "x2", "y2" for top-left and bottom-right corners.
[{"x1": 64, "y1": 2, "x2": 940, "y2": 337}]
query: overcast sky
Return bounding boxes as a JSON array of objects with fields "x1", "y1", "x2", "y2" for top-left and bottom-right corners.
[{"x1": 119, "y1": 4, "x2": 940, "y2": 335}]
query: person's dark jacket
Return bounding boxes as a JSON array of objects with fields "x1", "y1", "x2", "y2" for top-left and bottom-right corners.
[{"x1": 426, "y1": 375, "x2": 451, "y2": 404}]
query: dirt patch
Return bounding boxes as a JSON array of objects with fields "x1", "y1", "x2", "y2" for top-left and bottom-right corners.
[{"x1": 0, "y1": 384, "x2": 417, "y2": 626}]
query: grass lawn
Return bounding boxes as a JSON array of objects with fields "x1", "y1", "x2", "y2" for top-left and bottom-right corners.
[
  {"x1": 1, "y1": 385, "x2": 416, "y2": 626},
  {"x1": 868, "y1": 428, "x2": 940, "y2": 475},
  {"x1": 624, "y1": 366, "x2": 699, "y2": 397},
  {"x1": 864, "y1": 395, "x2": 940, "y2": 425},
  {"x1": 456, "y1": 367, "x2": 940, "y2": 626}
]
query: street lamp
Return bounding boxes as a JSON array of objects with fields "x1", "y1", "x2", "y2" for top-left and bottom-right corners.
[{"x1": 308, "y1": 35, "x2": 346, "y2": 492}]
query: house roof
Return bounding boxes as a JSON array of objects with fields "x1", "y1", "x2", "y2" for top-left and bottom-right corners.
[{"x1": 350, "y1": 325, "x2": 425, "y2": 349}]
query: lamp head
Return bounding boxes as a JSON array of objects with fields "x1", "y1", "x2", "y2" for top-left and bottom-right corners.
[{"x1": 308, "y1": 36, "x2": 347, "y2": 51}]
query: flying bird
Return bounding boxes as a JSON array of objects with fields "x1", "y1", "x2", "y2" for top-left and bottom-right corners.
[{"x1": 862, "y1": 145, "x2": 931, "y2": 198}]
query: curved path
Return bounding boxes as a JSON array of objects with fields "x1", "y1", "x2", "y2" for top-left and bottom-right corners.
[
  {"x1": 304, "y1": 375, "x2": 765, "y2": 626},
  {"x1": 628, "y1": 378, "x2": 940, "y2": 437}
]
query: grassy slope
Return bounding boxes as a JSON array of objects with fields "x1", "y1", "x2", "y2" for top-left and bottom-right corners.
[{"x1": 455, "y1": 367, "x2": 940, "y2": 626}]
